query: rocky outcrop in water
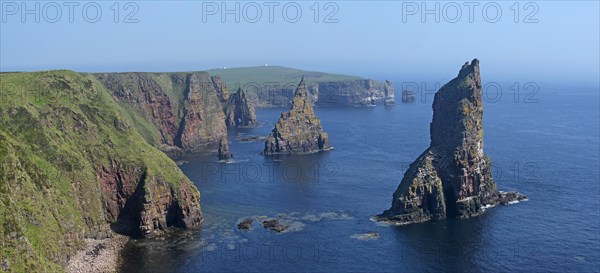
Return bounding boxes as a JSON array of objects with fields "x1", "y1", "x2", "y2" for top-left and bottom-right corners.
[
  {"x1": 384, "y1": 80, "x2": 395, "y2": 105},
  {"x1": 402, "y1": 90, "x2": 416, "y2": 103},
  {"x1": 225, "y1": 87, "x2": 257, "y2": 127},
  {"x1": 263, "y1": 77, "x2": 331, "y2": 155},
  {"x1": 375, "y1": 59, "x2": 526, "y2": 225},
  {"x1": 217, "y1": 137, "x2": 231, "y2": 160},
  {"x1": 261, "y1": 219, "x2": 289, "y2": 232},
  {"x1": 237, "y1": 218, "x2": 254, "y2": 230}
]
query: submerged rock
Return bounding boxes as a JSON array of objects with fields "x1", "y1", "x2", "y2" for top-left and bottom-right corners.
[
  {"x1": 225, "y1": 87, "x2": 257, "y2": 127},
  {"x1": 237, "y1": 218, "x2": 254, "y2": 230},
  {"x1": 261, "y1": 219, "x2": 289, "y2": 232},
  {"x1": 263, "y1": 77, "x2": 331, "y2": 155},
  {"x1": 237, "y1": 135, "x2": 266, "y2": 142},
  {"x1": 350, "y1": 232, "x2": 381, "y2": 240},
  {"x1": 375, "y1": 59, "x2": 526, "y2": 225}
]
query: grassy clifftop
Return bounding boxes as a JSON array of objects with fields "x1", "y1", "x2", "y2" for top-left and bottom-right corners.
[
  {"x1": 0, "y1": 71, "x2": 202, "y2": 272},
  {"x1": 207, "y1": 66, "x2": 362, "y2": 90}
]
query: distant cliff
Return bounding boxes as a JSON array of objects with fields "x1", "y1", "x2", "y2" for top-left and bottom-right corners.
[
  {"x1": 314, "y1": 79, "x2": 391, "y2": 107},
  {"x1": 375, "y1": 59, "x2": 526, "y2": 225},
  {"x1": 0, "y1": 71, "x2": 203, "y2": 272},
  {"x1": 94, "y1": 72, "x2": 229, "y2": 158},
  {"x1": 207, "y1": 66, "x2": 395, "y2": 107},
  {"x1": 264, "y1": 78, "x2": 331, "y2": 155},
  {"x1": 401, "y1": 90, "x2": 416, "y2": 103}
]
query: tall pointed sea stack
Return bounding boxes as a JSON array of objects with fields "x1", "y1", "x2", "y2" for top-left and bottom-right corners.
[
  {"x1": 376, "y1": 59, "x2": 526, "y2": 225},
  {"x1": 263, "y1": 77, "x2": 331, "y2": 155},
  {"x1": 225, "y1": 87, "x2": 257, "y2": 127}
]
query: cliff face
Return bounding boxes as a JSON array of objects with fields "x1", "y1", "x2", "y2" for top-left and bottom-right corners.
[
  {"x1": 176, "y1": 73, "x2": 228, "y2": 153},
  {"x1": 225, "y1": 87, "x2": 257, "y2": 127},
  {"x1": 94, "y1": 72, "x2": 229, "y2": 158},
  {"x1": 97, "y1": 160, "x2": 202, "y2": 237},
  {"x1": 376, "y1": 59, "x2": 526, "y2": 225},
  {"x1": 264, "y1": 78, "x2": 331, "y2": 155},
  {"x1": 315, "y1": 79, "x2": 386, "y2": 107},
  {"x1": 0, "y1": 71, "x2": 202, "y2": 272},
  {"x1": 208, "y1": 66, "x2": 393, "y2": 108},
  {"x1": 211, "y1": 75, "x2": 229, "y2": 107},
  {"x1": 232, "y1": 79, "x2": 392, "y2": 108}
]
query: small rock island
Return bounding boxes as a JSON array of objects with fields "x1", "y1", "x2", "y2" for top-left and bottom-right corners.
[
  {"x1": 384, "y1": 80, "x2": 395, "y2": 106},
  {"x1": 263, "y1": 77, "x2": 331, "y2": 155},
  {"x1": 375, "y1": 59, "x2": 526, "y2": 225},
  {"x1": 225, "y1": 87, "x2": 257, "y2": 128}
]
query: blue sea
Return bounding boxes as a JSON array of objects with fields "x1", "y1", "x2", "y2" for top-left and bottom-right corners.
[{"x1": 119, "y1": 82, "x2": 600, "y2": 272}]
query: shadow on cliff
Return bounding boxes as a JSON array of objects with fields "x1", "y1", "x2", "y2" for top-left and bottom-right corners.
[{"x1": 109, "y1": 171, "x2": 187, "y2": 238}]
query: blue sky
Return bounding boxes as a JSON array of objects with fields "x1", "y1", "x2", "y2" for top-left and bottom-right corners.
[{"x1": 1, "y1": 1, "x2": 598, "y2": 85}]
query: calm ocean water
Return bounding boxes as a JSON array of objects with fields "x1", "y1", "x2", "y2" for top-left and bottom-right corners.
[{"x1": 119, "y1": 83, "x2": 600, "y2": 272}]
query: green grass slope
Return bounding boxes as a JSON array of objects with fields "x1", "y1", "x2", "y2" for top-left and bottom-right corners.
[
  {"x1": 207, "y1": 66, "x2": 362, "y2": 91},
  {"x1": 0, "y1": 71, "x2": 200, "y2": 272}
]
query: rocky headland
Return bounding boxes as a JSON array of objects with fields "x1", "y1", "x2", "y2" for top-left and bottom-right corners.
[
  {"x1": 263, "y1": 77, "x2": 331, "y2": 155},
  {"x1": 374, "y1": 59, "x2": 526, "y2": 225},
  {"x1": 0, "y1": 71, "x2": 203, "y2": 272}
]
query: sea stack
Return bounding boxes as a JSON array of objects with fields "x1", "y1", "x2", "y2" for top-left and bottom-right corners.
[
  {"x1": 225, "y1": 87, "x2": 257, "y2": 127},
  {"x1": 263, "y1": 77, "x2": 331, "y2": 155},
  {"x1": 384, "y1": 80, "x2": 395, "y2": 105},
  {"x1": 375, "y1": 59, "x2": 526, "y2": 225}
]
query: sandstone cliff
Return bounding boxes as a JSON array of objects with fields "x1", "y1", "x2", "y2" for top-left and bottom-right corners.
[
  {"x1": 94, "y1": 72, "x2": 229, "y2": 158},
  {"x1": 375, "y1": 59, "x2": 526, "y2": 225},
  {"x1": 263, "y1": 77, "x2": 331, "y2": 155},
  {"x1": 0, "y1": 71, "x2": 203, "y2": 272},
  {"x1": 225, "y1": 87, "x2": 257, "y2": 127}
]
